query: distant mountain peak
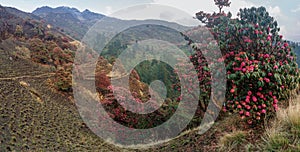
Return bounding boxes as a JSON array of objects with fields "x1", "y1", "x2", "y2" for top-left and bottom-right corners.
[
  {"x1": 39, "y1": 6, "x2": 51, "y2": 9},
  {"x1": 33, "y1": 6, "x2": 104, "y2": 16},
  {"x1": 83, "y1": 9, "x2": 91, "y2": 13},
  {"x1": 32, "y1": 6, "x2": 105, "y2": 40},
  {"x1": 33, "y1": 6, "x2": 82, "y2": 15},
  {"x1": 56, "y1": 6, "x2": 81, "y2": 13}
]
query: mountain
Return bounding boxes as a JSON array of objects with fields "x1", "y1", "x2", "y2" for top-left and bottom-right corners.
[
  {"x1": 0, "y1": 5, "x2": 72, "y2": 41},
  {"x1": 32, "y1": 6, "x2": 105, "y2": 40},
  {"x1": 289, "y1": 41, "x2": 300, "y2": 67},
  {"x1": 2, "y1": 5, "x2": 40, "y2": 20}
]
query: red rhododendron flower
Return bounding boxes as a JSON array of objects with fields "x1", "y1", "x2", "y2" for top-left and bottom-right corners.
[
  {"x1": 245, "y1": 111, "x2": 250, "y2": 117},
  {"x1": 252, "y1": 96, "x2": 257, "y2": 102}
]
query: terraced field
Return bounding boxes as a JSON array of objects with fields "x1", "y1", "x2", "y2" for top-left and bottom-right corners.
[{"x1": 0, "y1": 48, "x2": 132, "y2": 151}]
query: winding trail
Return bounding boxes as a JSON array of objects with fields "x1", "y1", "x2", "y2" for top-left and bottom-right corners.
[{"x1": 0, "y1": 73, "x2": 56, "y2": 81}]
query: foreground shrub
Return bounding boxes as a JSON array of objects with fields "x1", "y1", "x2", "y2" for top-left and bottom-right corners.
[
  {"x1": 182, "y1": 0, "x2": 299, "y2": 125},
  {"x1": 216, "y1": 7, "x2": 299, "y2": 124}
]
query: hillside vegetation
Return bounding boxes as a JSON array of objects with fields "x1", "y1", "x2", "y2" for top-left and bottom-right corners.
[{"x1": 0, "y1": 0, "x2": 299, "y2": 151}]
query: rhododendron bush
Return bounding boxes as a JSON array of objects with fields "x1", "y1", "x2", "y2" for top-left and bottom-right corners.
[
  {"x1": 224, "y1": 51, "x2": 298, "y2": 124},
  {"x1": 182, "y1": 2, "x2": 299, "y2": 125},
  {"x1": 216, "y1": 7, "x2": 299, "y2": 124}
]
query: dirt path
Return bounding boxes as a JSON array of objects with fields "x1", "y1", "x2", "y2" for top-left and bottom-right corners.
[{"x1": 0, "y1": 72, "x2": 56, "y2": 81}]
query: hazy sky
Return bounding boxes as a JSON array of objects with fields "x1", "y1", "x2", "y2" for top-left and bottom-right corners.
[{"x1": 0, "y1": 0, "x2": 299, "y2": 41}]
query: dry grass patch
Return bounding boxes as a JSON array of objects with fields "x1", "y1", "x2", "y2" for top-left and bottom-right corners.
[
  {"x1": 260, "y1": 96, "x2": 300, "y2": 151},
  {"x1": 286, "y1": 101, "x2": 300, "y2": 135},
  {"x1": 14, "y1": 46, "x2": 31, "y2": 59},
  {"x1": 218, "y1": 130, "x2": 247, "y2": 151}
]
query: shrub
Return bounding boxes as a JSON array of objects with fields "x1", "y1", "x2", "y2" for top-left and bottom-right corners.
[
  {"x1": 215, "y1": 7, "x2": 299, "y2": 124},
  {"x1": 14, "y1": 46, "x2": 31, "y2": 59},
  {"x1": 95, "y1": 72, "x2": 111, "y2": 94},
  {"x1": 29, "y1": 38, "x2": 49, "y2": 64},
  {"x1": 14, "y1": 25, "x2": 24, "y2": 37},
  {"x1": 54, "y1": 66, "x2": 73, "y2": 92},
  {"x1": 182, "y1": 0, "x2": 299, "y2": 125}
]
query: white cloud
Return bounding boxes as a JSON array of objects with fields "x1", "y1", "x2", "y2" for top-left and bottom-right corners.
[
  {"x1": 109, "y1": 4, "x2": 199, "y2": 26},
  {"x1": 151, "y1": 0, "x2": 215, "y2": 15},
  {"x1": 224, "y1": 0, "x2": 256, "y2": 17},
  {"x1": 105, "y1": 6, "x2": 113, "y2": 15},
  {"x1": 268, "y1": 6, "x2": 282, "y2": 18},
  {"x1": 291, "y1": 5, "x2": 300, "y2": 13},
  {"x1": 266, "y1": 6, "x2": 295, "y2": 39},
  {"x1": 279, "y1": 25, "x2": 287, "y2": 37},
  {"x1": 159, "y1": 11, "x2": 175, "y2": 20}
]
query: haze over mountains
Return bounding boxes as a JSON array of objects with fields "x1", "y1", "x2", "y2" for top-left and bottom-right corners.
[
  {"x1": 32, "y1": 6, "x2": 105, "y2": 40},
  {"x1": 31, "y1": 6, "x2": 194, "y2": 41}
]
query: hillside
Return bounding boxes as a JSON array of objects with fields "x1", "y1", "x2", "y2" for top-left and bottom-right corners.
[
  {"x1": 289, "y1": 41, "x2": 300, "y2": 67},
  {"x1": 0, "y1": 5, "x2": 163, "y2": 151},
  {"x1": 0, "y1": 47, "x2": 113, "y2": 151}
]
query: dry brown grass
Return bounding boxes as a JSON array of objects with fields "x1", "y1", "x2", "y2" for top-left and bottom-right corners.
[
  {"x1": 260, "y1": 96, "x2": 300, "y2": 151},
  {"x1": 14, "y1": 46, "x2": 31, "y2": 59},
  {"x1": 218, "y1": 130, "x2": 247, "y2": 151}
]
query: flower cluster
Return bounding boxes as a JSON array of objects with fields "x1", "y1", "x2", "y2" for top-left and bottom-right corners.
[{"x1": 223, "y1": 51, "x2": 294, "y2": 124}]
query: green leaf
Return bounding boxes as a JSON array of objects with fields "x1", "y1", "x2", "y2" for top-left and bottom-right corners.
[
  {"x1": 203, "y1": 66, "x2": 210, "y2": 71},
  {"x1": 258, "y1": 81, "x2": 262, "y2": 87},
  {"x1": 246, "y1": 73, "x2": 250, "y2": 79}
]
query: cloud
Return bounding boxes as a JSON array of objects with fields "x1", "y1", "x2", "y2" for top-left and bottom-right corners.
[
  {"x1": 291, "y1": 5, "x2": 300, "y2": 13},
  {"x1": 225, "y1": 0, "x2": 257, "y2": 16},
  {"x1": 159, "y1": 11, "x2": 175, "y2": 20},
  {"x1": 266, "y1": 6, "x2": 294, "y2": 39},
  {"x1": 268, "y1": 6, "x2": 282, "y2": 18},
  {"x1": 105, "y1": 6, "x2": 113, "y2": 14},
  {"x1": 109, "y1": 4, "x2": 199, "y2": 26},
  {"x1": 279, "y1": 26, "x2": 287, "y2": 37},
  {"x1": 151, "y1": 0, "x2": 215, "y2": 17}
]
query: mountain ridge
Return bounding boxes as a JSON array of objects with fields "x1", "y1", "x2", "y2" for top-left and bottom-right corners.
[{"x1": 32, "y1": 6, "x2": 105, "y2": 40}]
